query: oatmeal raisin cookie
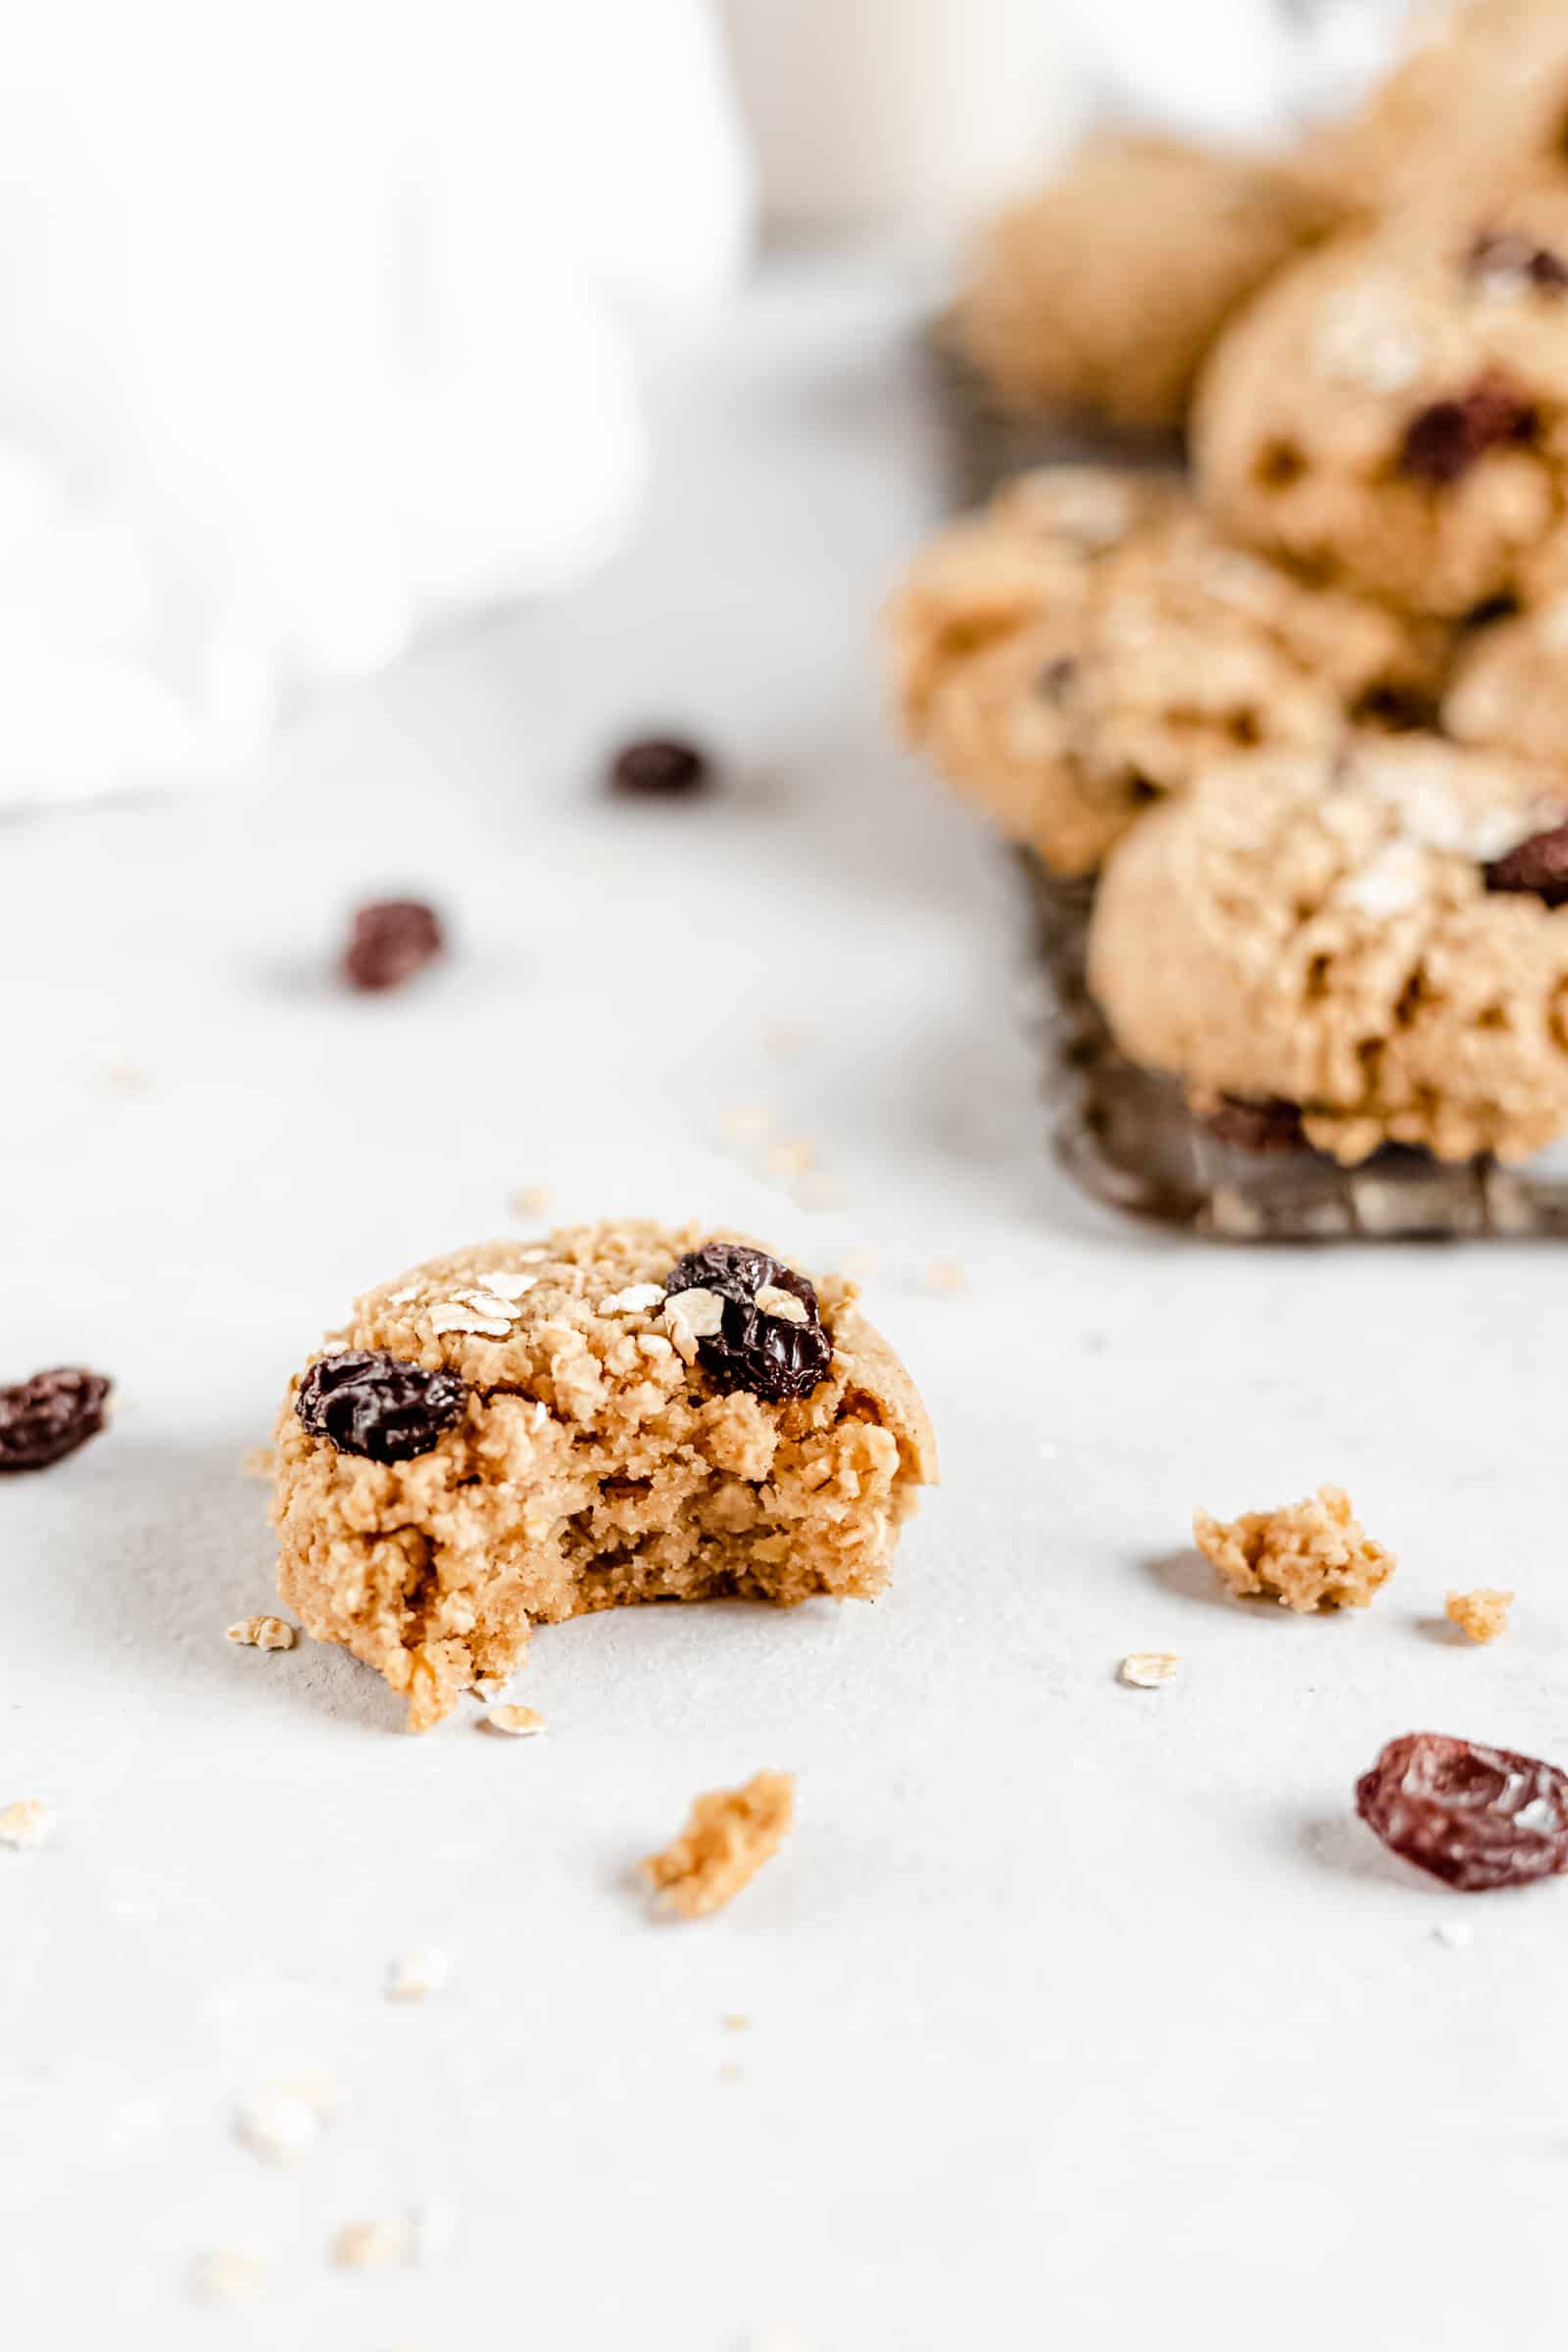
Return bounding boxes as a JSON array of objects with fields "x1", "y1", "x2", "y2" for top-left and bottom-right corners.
[{"x1": 271, "y1": 1222, "x2": 935, "y2": 1730}]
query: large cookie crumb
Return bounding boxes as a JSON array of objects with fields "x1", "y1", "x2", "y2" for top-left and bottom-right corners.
[
  {"x1": 1446, "y1": 1587, "x2": 1512, "y2": 1643},
  {"x1": 642, "y1": 1771, "x2": 795, "y2": 1920},
  {"x1": 1194, "y1": 1485, "x2": 1395, "y2": 1611},
  {"x1": 0, "y1": 1798, "x2": 54, "y2": 1850}
]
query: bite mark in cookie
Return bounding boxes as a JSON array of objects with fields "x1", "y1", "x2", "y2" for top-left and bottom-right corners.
[{"x1": 271, "y1": 1222, "x2": 936, "y2": 1730}]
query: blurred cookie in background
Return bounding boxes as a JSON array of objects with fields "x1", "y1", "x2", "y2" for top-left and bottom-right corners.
[
  {"x1": 888, "y1": 466, "x2": 1439, "y2": 876},
  {"x1": 1194, "y1": 178, "x2": 1568, "y2": 617},
  {"x1": 1446, "y1": 596, "x2": 1568, "y2": 770},
  {"x1": 1314, "y1": 0, "x2": 1568, "y2": 215},
  {"x1": 954, "y1": 135, "x2": 1343, "y2": 434}
]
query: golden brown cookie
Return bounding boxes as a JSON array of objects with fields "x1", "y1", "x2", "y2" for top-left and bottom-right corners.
[
  {"x1": 956, "y1": 135, "x2": 1339, "y2": 432},
  {"x1": 271, "y1": 1222, "x2": 936, "y2": 1730},
  {"x1": 1446, "y1": 596, "x2": 1568, "y2": 768},
  {"x1": 1087, "y1": 735, "x2": 1568, "y2": 1164},
  {"x1": 1315, "y1": 0, "x2": 1568, "y2": 216},
  {"x1": 889, "y1": 468, "x2": 1436, "y2": 876},
  {"x1": 1195, "y1": 181, "x2": 1568, "y2": 619}
]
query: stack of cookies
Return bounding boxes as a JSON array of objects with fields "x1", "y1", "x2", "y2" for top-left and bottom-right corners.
[{"x1": 890, "y1": 0, "x2": 1568, "y2": 1210}]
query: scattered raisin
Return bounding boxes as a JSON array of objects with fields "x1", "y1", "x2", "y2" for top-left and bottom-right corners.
[
  {"x1": 1483, "y1": 818, "x2": 1568, "y2": 906},
  {"x1": 0, "y1": 1368, "x2": 112, "y2": 1472},
  {"x1": 1467, "y1": 230, "x2": 1568, "y2": 294},
  {"x1": 342, "y1": 901, "x2": 445, "y2": 992},
  {"x1": 1036, "y1": 657, "x2": 1079, "y2": 703},
  {"x1": 1199, "y1": 1097, "x2": 1306, "y2": 1152},
  {"x1": 664, "y1": 1244, "x2": 832, "y2": 1404},
  {"x1": 1398, "y1": 374, "x2": 1538, "y2": 486},
  {"x1": 609, "y1": 738, "x2": 710, "y2": 797},
  {"x1": 1356, "y1": 1732, "x2": 1568, "y2": 1891},
  {"x1": 295, "y1": 1350, "x2": 469, "y2": 1463}
]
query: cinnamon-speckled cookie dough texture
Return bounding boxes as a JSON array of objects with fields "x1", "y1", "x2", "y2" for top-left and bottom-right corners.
[
  {"x1": 1195, "y1": 182, "x2": 1568, "y2": 618},
  {"x1": 956, "y1": 136, "x2": 1340, "y2": 432},
  {"x1": 889, "y1": 467, "x2": 1436, "y2": 876},
  {"x1": 1088, "y1": 737, "x2": 1568, "y2": 1164},
  {"x1": 272, "y1": 1222, "x2": 936, "y2": 1730}
]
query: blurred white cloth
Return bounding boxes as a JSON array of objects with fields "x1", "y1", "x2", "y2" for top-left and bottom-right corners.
[
  {"x1": 0, "y1": 0, "x2": 751, "y2": 806},
  {"x1": 1063, "y1": 0, "x2": 1418, "y2": 145}
]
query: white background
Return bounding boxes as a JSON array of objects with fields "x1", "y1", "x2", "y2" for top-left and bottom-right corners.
[{"x1": 4, "y1": 252, "x2": 1566, "y2": 2351}]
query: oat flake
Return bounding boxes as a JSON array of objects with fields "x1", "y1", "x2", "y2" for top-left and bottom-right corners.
[
  {"x1": 1118, "y1": 1651, "x2": 1180, "y2": 1690},
  {"x1": 429, "y1": 1301, "x2": 513, "y2": 1339},
  {"x1": 0, "y1": 1798, "x2": 53, "y2": 1850},
  {"x1": 483, "y1": 1269, "x2": 538, "y2": 1300},
  {"x1": 483, "y1": 1704, "x2": 545, "y2": 1738},
  {"x1": 385, "y1": 1944, "x2": 453, "y2": 2002},
  {"x1": 600, "y1": 1283, "x2": 664, "y2": 1315},
  {"x1": 226, "y1": 1615, "x2": 297, "y2": 1651}
]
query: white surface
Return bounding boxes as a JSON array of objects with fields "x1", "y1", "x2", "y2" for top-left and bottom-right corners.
[
  {"x1": 5, "y1": 252, "x2": 1568, "y2": 2352},
  {"x1": 0, "y1": 0, "x2": 750, "y2": 807}
]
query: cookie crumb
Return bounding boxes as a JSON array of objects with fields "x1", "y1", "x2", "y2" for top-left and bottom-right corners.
[
  {"x1": 642, "y1": 1771, "x2": 795, "y2": 1920},
  {"x1": 923, "y1": 1259, "x2": 966, "y2": 1294},
  {"x1": 234, "y1": 2085, "x2": 325, "y2": 2167},
  {"x1": 0, "y1": 1799, "x2": 53, "y2": 1851},
  {"x1": 385, "y1": 1945, "x2": 452, "y2": 2003},
  {"x1": 188, "y1": 2248, "x2": 266, "y2": 2304},
  {"x1": 225, "y1": 1615, "x2": 297, "y2": 1651},
  {"x1": 722, "y1": 2011, "x2": 752, "y2": 2032},
  {"x1": 1446, "y1": 1588, "x2": 1512, "y2": 1644},
  {"x1": 765, "y1": 1138, "x2": 815, "y2": 1184},
  {"x1": 332, "y1": 2218, "x2": 409, "y2": 2271},
  {"x1": 1118, "y1": 1650, "x2": 1180, "y2": 1689},
  {"x1": 330, "y1": 2203, "x2": 452, "y2": 2272},
  {"x1": 1194, "y1": 1485, "x2": 1395, "y2": 1611},
  {"x1": 721, "y1": 1102, "x2": 774, "y2": 1149},
  {"x1": 510, "y1": 1184, "x2": 554, "y2": 1219},
  {"x1": 482, "y1": 1703, "x2": 544, "y2": 1738},
  {"x1": 240, "y1": 1446, "x2": 274, "y2": 1481}
]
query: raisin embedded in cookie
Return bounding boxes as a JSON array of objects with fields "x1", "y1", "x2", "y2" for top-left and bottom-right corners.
[
  {"x1": 887, "y1": 468, "x2": 1436, "y2": 877},
  {"x1": 1086, "y1": 735, "x2": 1568, "y2": 1165},
  {"x1": 956, "y1": 135, "x2": 1340, "y2": 433},
  {"x1": 1195, "y1": 183, "x2": 1568, "y2": 619},
  {"x1": 270, "y1": 1221, "x2": 936, "y2": 1731}
]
